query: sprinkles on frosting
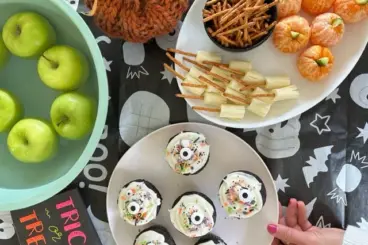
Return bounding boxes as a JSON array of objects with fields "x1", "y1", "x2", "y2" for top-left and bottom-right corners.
[
  {"x1": 165, "y1": 132, "x2": 210, "y2": 175},
  {"x1": 118, "y1": 181, "x2": 161, "y2": 226},
  {"x1": 219, "y1": 172, "x2": 263, "y2": 219}
]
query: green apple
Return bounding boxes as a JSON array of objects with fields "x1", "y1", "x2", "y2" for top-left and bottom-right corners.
[
  {"x1": 2, "y1": 12, "x2": 56, "y2": 58},
  {"x1": 7, "y1": 118, "x2": 58, "y2": 163},
  {"x1": 50, "y1": 92, "x2": 96, "y2": 140},
  {"x1": 0, "y1": 33, "x2": 10, "y2": 69},
  {"x1": 0, "y1": 89, "x2": 22, "y2": 132},
  {"x1": 38, "y1": 45, "x2": 90, "y2": 91}
]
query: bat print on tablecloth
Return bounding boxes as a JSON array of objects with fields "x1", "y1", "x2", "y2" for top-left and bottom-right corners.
[
  {"x1": 87, "y1": 206, "x2": 116, "y2": 245},
  {"x1": 310, "y1": 114, "x2": 331, "y2": 135},
  {"x1": 256, "y1": 115, "x2": 301, "y2": 159},
  {"x1": 96, "y1": 36, "x2": 113, "y2": 72},
  {"x1": 325, "y1": 88, "x2": 341, "y2": 104},
  {"x1": 155, "y1": 21, "x2": 182, "y2": 51},
  {"x1": 0, "y1": 212, "x2": 15, "y2": 240},
  {"x1": 356, "y1": 122, "x2": 368, "y2": 144},
  {"x1": 327, "y1": 150, "x2": 367, "y2": 206},
  {"x1": 122, "y1": 42, "x2": 149, "y2": 79},
  {"x1": 302, "y1": 145, "x2": 333, "y2": 188},
  {"x1": 350, "y1": 74, "x2": 368, "y2": 109},
  {"x1": 119, "y1": 91, "x2": 170, "y2": 147}
]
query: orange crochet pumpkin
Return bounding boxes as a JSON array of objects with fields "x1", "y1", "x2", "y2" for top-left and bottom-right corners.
[
  {"x1": 297, "y1": 45, "x2": 335, "y2": 81},
  {"x1": 85, "y1": 0, "x2": 189, "y2": 43}
]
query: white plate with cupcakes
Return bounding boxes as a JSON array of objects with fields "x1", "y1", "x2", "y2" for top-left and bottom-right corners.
[
  {"x1": 106, "y1": 123, "x2": 278, "y2": 245},
  {"x1": 163, "y1": 0, "x2": 368, "y2": 128}
]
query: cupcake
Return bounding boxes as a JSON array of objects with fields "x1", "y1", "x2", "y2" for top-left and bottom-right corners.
[
  {"x1": 165, "y1": 132, "x2": 210, "y2": 175},
  {"x1": 195, "y1": 234, "x2": 227, "y2": 245},
  {"x1": 118, "y1": 179, "x2": 162, "y2": 226},
  {"x1": 218, "y1": 171, "x2": 266, "y2": 219},
  {"x1": 134, "y1": 225, "x2": 176, "y2": 245},
  {"x1": 169, "y1": 191, "x2": 216, "y2": 238}
]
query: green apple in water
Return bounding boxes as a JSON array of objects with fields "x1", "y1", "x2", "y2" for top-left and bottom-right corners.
[
  {"x1": 0, "y1": 33, "x2": 10, "y2": 69},
  {"x1": 7, "y1": 119, "x2": 58, "y2": 163},
  {"x1": 38, "y1": 45, "x2": 90, "y2": 91},
  {"x1": 0, "y1": 89, "x2": 22, "y2": 132},
  {"x1": 50, "y1": 92, "x2": 96, "y2": 140},
  {"x1": 2, "y1": 12, "x2": 56, "y2": 58}
]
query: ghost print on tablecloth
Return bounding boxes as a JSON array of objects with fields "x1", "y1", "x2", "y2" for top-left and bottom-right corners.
[
  {"x1": 119, "y1": 91, "x2": 170, "y2": 146},
  {"x1": 155, "y1": 21, "x2": 182, "y2": 51},
  {"x1": 256, "y1": 115, "x2": 301, "y2": 159},
  {"x1": 350, "y1": 74, "x2": 368, "y2": 109},
  {"x1": 0, "y1": 212, "x2": 15, "y2": 240},
  {"x1": 122, "y1": 42, "x2": 149, "y2": 79},
  {"x1": 302, "y1": 145, "x2": 333, "y2": 188},
  {"x1": 327, "y1": 151, "x2": 367, "y2": 206}
]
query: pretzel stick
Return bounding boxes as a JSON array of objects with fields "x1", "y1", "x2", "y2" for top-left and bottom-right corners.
[
  {"x1": 181, "y1": 83, "x2": 207, "y2": 88},
  {"x1": 231, "y1": 75, "x2": 250, "y2": 86},
  {"x1": 223, "y1": 93, "x2": 250, "y2": 105},
  {"x1": 199, "y1": 76, "x2": 226, "y2": 92},
  {"x1": 220, "y1": 0, "x2": 247, "y2": 24},
  {"x1": 167, "y1": 48, "x2": 196, "y2": 57},
  {"x1": 203, "y1": 9, "x2": 230, "y2": 22},
  {"x1": 213, "y1": 12, "x2": 246, "y2": 36},
  {"x1": 183, "y1": 57, "x2": 210, "y2": 71},
  {"x1": 204, "y1": 69, "x2": 231, "y2": 83},
  {"x1": 203, "y1": 60, "x2": 229, "y2": 68},
  {"x1": 205, "y1": 0, "x2": 218, "y2": 6},
  {"x1": 249, "y1": 93, "x2": 275, "y2": 98},
  {"x1": 240, "y1": 83, "x2": 266, "y2": 91},
  {"x1": 163, "y1": 63, "x2": 185, "y2": 80},
  {"x1": 176, "y1": 94, "x2": 204, "y2": 100},
  {"x1": 217, "y1": 35, "x2": 238, "y2": 46},
  {"x1": 250, "y1": 31, "x2": 268, "y2": 40},
  {"x1": 192, "y1": 106, "x2": 221, "y2": 112},
  {"x1": 165, "y1": 52, "x2": 190, "y2": 72},
  {"x1": 217, "y1": 22, "x2": 255, "y2": 37},
  {"x1": 218, "y1": 65, "x2": 245, "y2": 76},
  {"x1": 266, "y1": 21, "x2": 277, "y2": 31}
]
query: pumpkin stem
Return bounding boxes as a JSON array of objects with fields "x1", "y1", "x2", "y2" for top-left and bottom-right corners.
[
  {"x1": 290, "y1": 31, "x2": 300, "y2": 39},
  {"x1": 332, "y1": 18, "x2": 343, "y2": 27},
  {"x1": 356, "y1": 0, "x2": 368, "y2": 4},
  {"x1": 316, "y1": 57, "x2": 329, "y2": 66}
]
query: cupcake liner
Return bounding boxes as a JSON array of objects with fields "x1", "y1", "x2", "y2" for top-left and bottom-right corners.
[
  {"x1": 195, "y1": 233, "x2": 227, "y2": 245},
  {"x1": 133, "y1": 225, "x2": 176, "y2": 245}
]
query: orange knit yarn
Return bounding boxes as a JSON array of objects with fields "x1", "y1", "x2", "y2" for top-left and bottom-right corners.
[{"x1": 85, "y1": 0, "x2": 188, "y2": 43}]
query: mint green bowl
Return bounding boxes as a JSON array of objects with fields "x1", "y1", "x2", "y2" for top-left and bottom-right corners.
[{"x1": 0, "y1": 0, "x2": 108, "y2": 211}]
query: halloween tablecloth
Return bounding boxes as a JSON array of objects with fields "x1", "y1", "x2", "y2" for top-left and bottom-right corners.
[{"x1": 1, "y1": 1, "x2": 368, "y2": 244}]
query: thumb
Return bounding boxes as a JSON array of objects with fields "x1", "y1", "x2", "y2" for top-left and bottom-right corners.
[{"x1": 267, "y1": 224, "x2": 312, "y2": 245}]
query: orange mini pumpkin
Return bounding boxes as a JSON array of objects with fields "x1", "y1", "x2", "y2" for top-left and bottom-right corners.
[
  {"x1": 273, "y1": 15, "x2": 311, "y2": 53},
  {"x1": 277, "y1": 0, "x2": 302, "y2": 19},
  {"x1": 333, "y1": 0, "x2": 368, "y2": 23},
  {"x1": 297, "y1": 45, "x2": 335, "y2": 81},
  {"x1": 302, "y1": 0, "x2": 336, "y2": 15},
  {"x1": 311, "y1": 13, "x2": 345, "y2": 47}
]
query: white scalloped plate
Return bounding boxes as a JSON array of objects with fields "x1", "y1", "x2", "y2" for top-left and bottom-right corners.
[
  {"x1": 106, "y1": 123, "x2": 278, "y2": 245},
  {"x1": 175, "y1": 0, "x2": 368, "y2": 128}
]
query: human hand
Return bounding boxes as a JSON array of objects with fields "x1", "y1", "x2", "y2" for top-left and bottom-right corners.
[{"x1": 268, "y1": 199, "x2": 345, "y2": 245}]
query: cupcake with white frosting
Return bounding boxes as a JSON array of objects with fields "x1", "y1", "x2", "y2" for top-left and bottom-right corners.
[
  {"x1": 118, "y1": 179, "x2": 162, "y2": 226},
  {"x1": 195, "y1": 234, "x2": 227, "y2": 245},
  {"x1": 133, "y1": 225, "x2": 176, "y2": 245},
  {"x1": 165, "y1": 132, "x2": 210, "y2": 175},
  {"x1": 218, "y1": 171, "x2": 266, "y2": 219},
  {"x1": 169, "y1": 191, "x2": 216, "y2": 238}
]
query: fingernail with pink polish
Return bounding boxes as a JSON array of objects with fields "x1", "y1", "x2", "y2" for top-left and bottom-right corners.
[{"x1": 267, "y1": 224, "x2": 277, "y2": 234}]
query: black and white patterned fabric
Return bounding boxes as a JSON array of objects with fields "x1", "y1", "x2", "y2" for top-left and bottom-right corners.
[{"x1": 1, "y1": 2, "x2": 368, "y2": 244}]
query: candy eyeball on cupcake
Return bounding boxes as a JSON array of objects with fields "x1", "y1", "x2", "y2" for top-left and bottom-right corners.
[
  {"x1": 219, "y1": 171, "x2": 266, "y2": 219},
  {"x1": 118, "y1": 180, "x2": 162, "y2": 226},
  {"x1": 165, "y1": 132, "x2": 210, "y2": 175},
  {"x1": 169, "y1": 192, "x2": 216, "y2": 238}
]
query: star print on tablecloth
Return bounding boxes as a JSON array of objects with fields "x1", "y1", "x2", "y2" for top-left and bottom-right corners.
[
  {"x1": 274, "y1": 175, "x2": 290, "y2": 193},
  {"x1": 357, "y1": 218, "x2": 368, "y2": 230},
  {"x1": 316, "y1": 216, "x2": 331, "y2": 228},
  {"x1": 356, "y1": 123, "x2": 368, "y2": 144},
  {"x1": 103, "y1": 58, "x2": 113, "y2": 72},
  {"x1": 325, "y1": 88, "x2": 341, "y2": 104},
  {"x1": 310, "y1": 114, "x2": 331, "y2": 135},
  {"x1": 161, "y1": 64, "x2": 175, "y2": 84}
]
